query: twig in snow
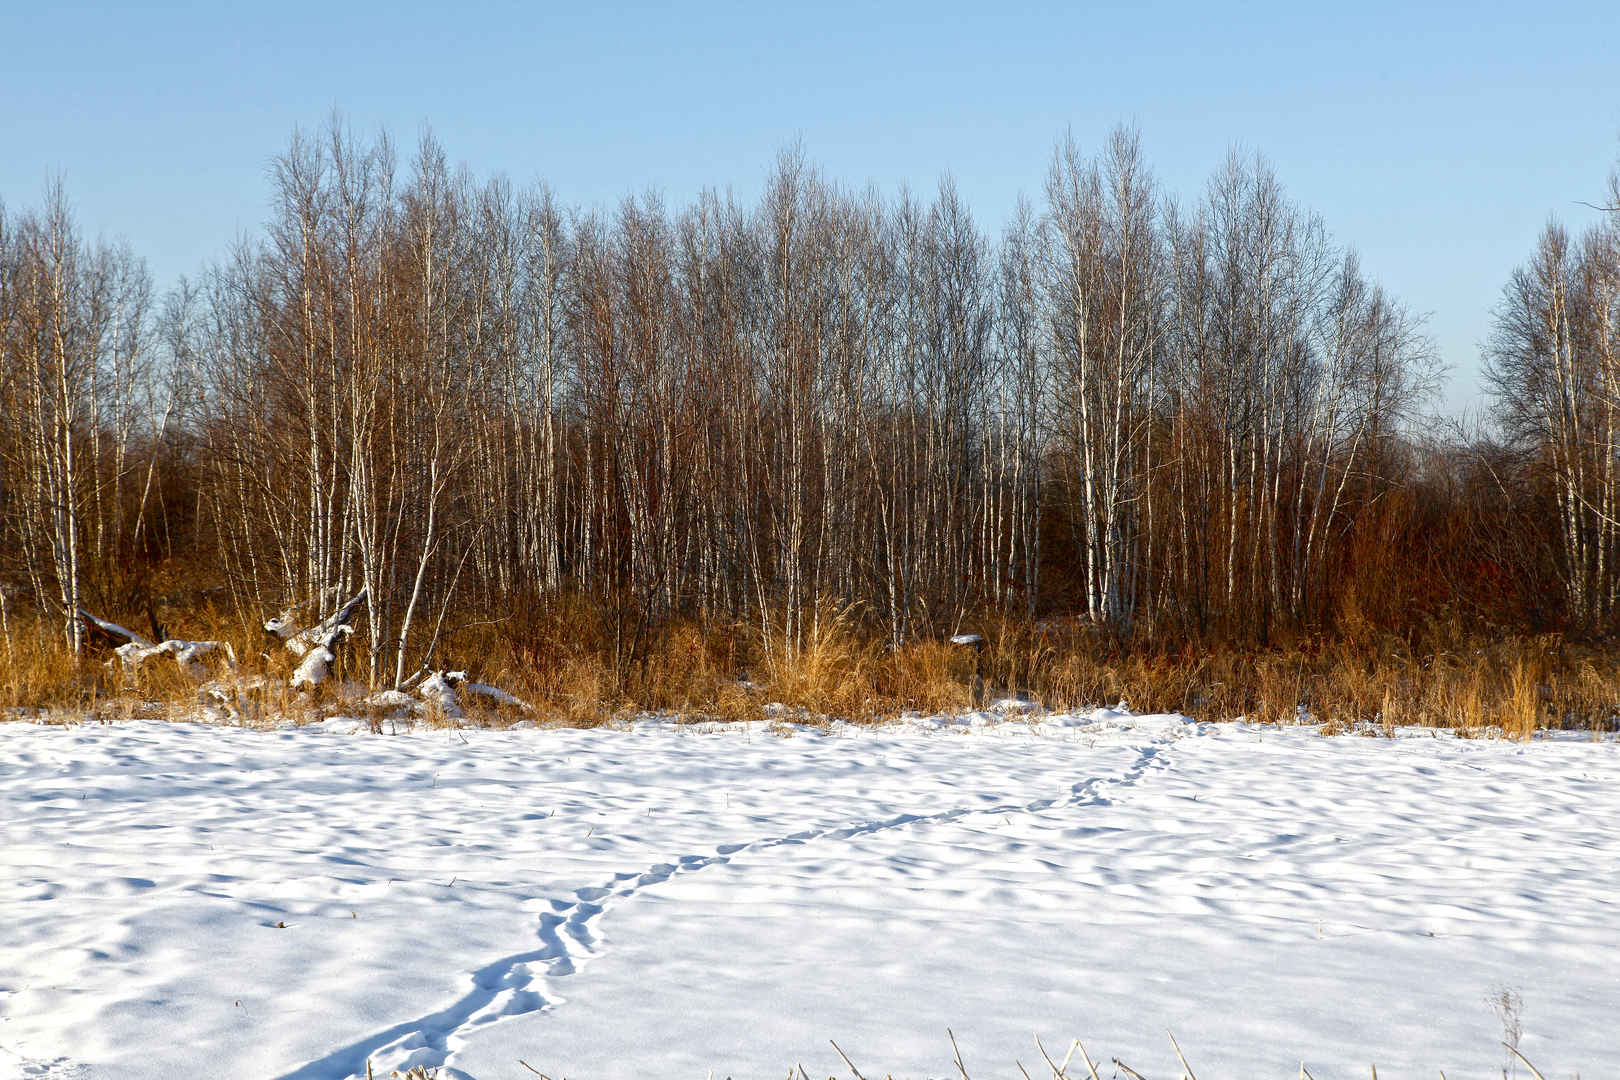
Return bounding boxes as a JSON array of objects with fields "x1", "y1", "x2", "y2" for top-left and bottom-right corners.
[
  {"x1": 1167, "y1": 1032, "x2": 1197, "y2": 1080},
  {"x1": 1504, "y1": 1044, "x2": 1548, "y2": 1080},
  {"x1": 948, "y1": 1028, "x2": 970, "y2": 1080},
  {"x1": 791, "y1": 1034, "x2": 1548, "y2": 1080},
  {"x1": 830, "y1": 1040, "x2": 869, "y2": 1080},
  {"x1": 1035, "y1": 1034, "x2": 1083, "y2": 1080},
  {"x1": 1112, "y1": 1059, "x2": 1150, "y2": 1080},
  {"x1": 1074, "y1": 1042, "x2": 1103, "y2": 1080}
]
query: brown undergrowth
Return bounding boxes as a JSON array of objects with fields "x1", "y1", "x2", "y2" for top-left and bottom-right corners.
[{"x1": 3, "y1": 598, "x2": 1618, "y2": 735}]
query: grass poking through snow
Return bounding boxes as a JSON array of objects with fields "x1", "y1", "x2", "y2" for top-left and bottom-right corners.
[{"x1": 499, "y1": 1031, "x2": 1558, "y2": 1080}]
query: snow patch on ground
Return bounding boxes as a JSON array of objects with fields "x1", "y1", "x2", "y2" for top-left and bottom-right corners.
[{"x1": 1, "y1": 714, "x2": 1615, "y2": 1079}]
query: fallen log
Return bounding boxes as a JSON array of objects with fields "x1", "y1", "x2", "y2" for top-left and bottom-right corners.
[
  {"x1": 265, "y1": 589, "x2": 368, "y2": 691},
  {"x1": 76, "y1": 610, "x2": 237, "y2": 682},
  {"x1": 266, "y1": 589, "x2": 368, "y2": 659},
  {"x1": 388, "y1": 668, "x2": 534, "y2": 722},
  {"x1": 77, "y1": 610, "x2": 152, "y2": 652},
  {"x1": 418, "y1": 669, "x2": 466, "y2": 719},
  {"x1": 117, "y1": 639, "x2": 237, "y2": 681}
]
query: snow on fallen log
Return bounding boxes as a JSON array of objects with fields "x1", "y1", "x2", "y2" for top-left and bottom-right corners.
[
  {"x1": 270, "y1": 589, "x2": 368, "y2": 690},
  {"x1": 461, "y1": 680, "x2": 533, "y2": 711},
  {"x1": 418, "y1": 669, "x2": 466, "y2": 719},
  {"x1": 78, "y1": 609, "x2": 236, "y2": 682},
  {"x1": 116, "y1": 639, "x2": 237, "y2": 682},
  {"x1": 266, "y1": 589, "x2": 368, "y2": 658},
  {"x1": 262, "y1": 609, "x2": 299, "y2": 647},
  {"x1": 77, "y1": 610, "x2": 154, "y2": 651},
  {"x1": 289, "y1": 623, "x2": 354, "y2": 691},
  {"x1": 410, "y1": 669, "x2": 532, "y2": 722},
  {"x1": 362, "y1": 688, "x2": 417, "y2": 712}
]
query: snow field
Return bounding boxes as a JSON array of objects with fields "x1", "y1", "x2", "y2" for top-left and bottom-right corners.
[{"x1": 1, "y1": 713, "x2": 1615, "y2": 1079}]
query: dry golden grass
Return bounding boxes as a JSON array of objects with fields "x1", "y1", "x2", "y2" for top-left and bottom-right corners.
[
  {"x1": 4, "y1": 597, "x2": 1619, "y2": 738},
  {"x1": 969, "y1": 622, "x2": 1618, "y2": 736},
  {"x1": 0, "y1": 609, "x2": 318, "y2": 728},
  {"x1": 875, "y1": 639, "x2": 976, "y2": 714},
  {"x1": 0, "y1": 619, "x2": 115, "y2": 709}
]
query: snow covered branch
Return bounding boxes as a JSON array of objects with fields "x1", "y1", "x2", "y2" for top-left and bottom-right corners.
[
  {"x1": 278, "y1": 589, "x2": 369, "y2": 691},
  {"x1": 266, "y1": 589, "x2": 369, "y2": 659},
  {"x1": 76, "y1": 610, "x2": 237, "y2": 682},
  {"x1": 411, "y1": 669, "x2": 533, "y2": 721}
]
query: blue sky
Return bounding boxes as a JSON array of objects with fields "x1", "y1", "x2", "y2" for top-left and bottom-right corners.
[{"x1": 3, "y1": 0, "x2": 1617, "y2": 414}]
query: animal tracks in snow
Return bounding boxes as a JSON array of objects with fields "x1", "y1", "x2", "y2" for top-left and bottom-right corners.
[
  {"x1": 19, "y1": 714, "x2": 1612, "y2": 1078},
  {"x1": 279, "y1": 728, "x2": 1178, "y2": 1079}
]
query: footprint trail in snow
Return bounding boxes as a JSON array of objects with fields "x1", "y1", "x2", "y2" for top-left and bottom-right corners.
[{"x1": 279, "y1": 729, "x2": 1177, "y2": 1079}]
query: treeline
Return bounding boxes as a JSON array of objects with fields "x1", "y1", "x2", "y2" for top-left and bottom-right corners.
[
  {"x1": 1, "y1": 122, "x2": 1615, "y2": 691},
  {"x1": 1487, "y1": 186, "x2": 1620, "y2": 628}
]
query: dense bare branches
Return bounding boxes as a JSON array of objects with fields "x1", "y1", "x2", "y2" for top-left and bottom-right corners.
[
  {"x1": 1488, "y1": 214, "x2": 1620, "y2": 627},
  {"x1": 10, "y1": 119, "x2": 1536, "y2": 683},
  {"x1": 0, "y1": 185, "x2": 154, "y2": 652}
]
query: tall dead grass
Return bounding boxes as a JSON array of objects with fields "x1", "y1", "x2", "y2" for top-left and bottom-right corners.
[
  {"x1": 0, "y1": 619, "x2": 104, "y2": 709},
  {"x1": 336, "y1": 608, "x2": 1620, "y2": 735},
  {"x1": 0, "y1": 606, "x2": 318, "y2": 727},
  {"x1": 3, "y1": 597, "x2": 1617, "y2": 736}
]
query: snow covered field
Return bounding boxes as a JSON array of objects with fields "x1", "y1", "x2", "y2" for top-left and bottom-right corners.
[{"x1": 2, "y1": 712, "x2": 1615, "y2": 1079}]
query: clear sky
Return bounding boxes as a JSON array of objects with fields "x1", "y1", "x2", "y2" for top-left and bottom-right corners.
[{"x1": 3, "y1": 0, "x2": 1617, "y2": 415}]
